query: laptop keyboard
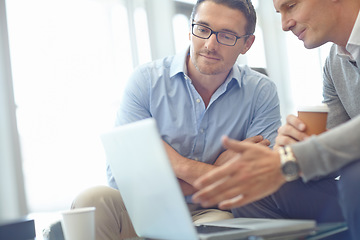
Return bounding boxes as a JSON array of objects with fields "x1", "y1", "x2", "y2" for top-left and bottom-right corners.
[{"x1": 196, "y1": 225, "x2": 245, "y2": 234}]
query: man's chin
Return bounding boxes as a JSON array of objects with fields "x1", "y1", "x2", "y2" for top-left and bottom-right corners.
[
  {"x1": 197, "y1": 69, "x2": 219, "y2": 76},
  {"x1": 303, "y1": 40, "x2": 326, "y2": 49},
  {"x1": 195, "y1": 64, "x2": 220, "y2": 76}
]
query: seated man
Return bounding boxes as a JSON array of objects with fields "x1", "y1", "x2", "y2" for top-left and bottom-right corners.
[
  {"x1": 192, "y1": 0, "x2": 360, "y2": 239},
  {"x1": 72, "y1": 0, "x2": 279, "y2": 239},
  {"x1": 71, "y1": 1, "x2": 344, "y2": 240}
]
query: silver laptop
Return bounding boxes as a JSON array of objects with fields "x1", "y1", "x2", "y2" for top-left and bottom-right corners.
[{"x1": 100, "y1": 118, "x2": 316, "y2": 240}]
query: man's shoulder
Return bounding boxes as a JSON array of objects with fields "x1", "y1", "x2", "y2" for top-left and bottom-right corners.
[
  {"x1": 137, "y1": 55, "x2": 175, "y2": 71},
  {"x1": 232, "y1": 65, "x2": 279, "y2": 99},
  {"x1": 235, "y1": 64, "x2": 267, "y2": 77},
  {"x1": 325, "y1": 43, "x2": 358, "y2": 75},
  {"x1": 135, "y1": 52, "x2": 185, "y2": 77},
  {"x1": 128, "y1": 53, "x2": 185, "y2": 90},
  {"x1": 235, "y1": 65, "x2": 273, "y2": 86}
]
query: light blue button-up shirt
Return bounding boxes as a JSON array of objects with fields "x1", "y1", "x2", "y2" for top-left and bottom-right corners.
[{"x1": 108, "y1": 49, "x2": 281, "y2": 189}]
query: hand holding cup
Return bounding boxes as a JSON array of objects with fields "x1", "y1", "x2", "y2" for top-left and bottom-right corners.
[{"x1": 297, "y1": 104, "x2": 329, "y2": 135}]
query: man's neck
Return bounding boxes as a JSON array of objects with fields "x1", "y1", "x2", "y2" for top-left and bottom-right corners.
[
  {"x1": 335, "y1": 3, "x2": 360, "y2": 47},
  {"x1": 186, "y1": 56, "x2": 229, "y2": 108}
]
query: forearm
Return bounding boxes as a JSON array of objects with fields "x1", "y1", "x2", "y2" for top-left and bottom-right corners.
[
  {"x1": 178, "y1": 179, "x2": 197, "y2": 195},
  {"x1": 164, "y1": 136, "x2": 271, "y2": 187},
  {"x1": 292, "y1": 115, "x2": 360, "y2": 181},
  {"x1": 163, "y1": 141, "x2": 217, "y2": 186}
]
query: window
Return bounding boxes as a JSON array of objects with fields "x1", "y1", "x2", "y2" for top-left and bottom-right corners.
[
  {"x1": 286, "y1": 36, "x2": 332, "y2": 114},
  {"x1": 6, "y1": 0, "x2": 132, "y2": 212}
]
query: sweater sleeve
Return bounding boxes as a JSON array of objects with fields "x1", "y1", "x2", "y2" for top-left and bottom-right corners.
[
  {"x1": 291, "y1": 115, "x2": 360, "y2": 182},
  {"x1": 322, "y1": 45, "x2": 351, "y2": 129}
]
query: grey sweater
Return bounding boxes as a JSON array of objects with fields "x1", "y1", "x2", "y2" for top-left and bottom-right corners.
[{"x1": 292, "y1": 44, "x2": 360, "y2": 182}]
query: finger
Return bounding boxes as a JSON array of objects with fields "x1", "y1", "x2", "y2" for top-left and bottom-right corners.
[
  {"x1": 206, "y1": 183, "x2": 248, "y2": 208},
  {"x1": 275, "y1": 134, "x2": 301, "y2": 147},
  {"x1": 258, "y1": 139, "x2": 270, "y2": 146},
  {"x1": 193, "y1": 160, "x2": 251, "y2": 206},
  {"x1": 222, "y1": 136, "x2": 254, "y2": 153},
  {"x1": 242, "y1": 136, "x2": 270, "y2": 146},
  {"x1": 193, "y1": 177, "x2": 235, "y2": 207},
  {"x1": 210, "y1": 178, "x2": 263, "y2": 209},
  {"x1": 219, "y1": 192, "x2": 262, "y2": 210},
  {"x1": 273, "y1": 144, "x2": 281, "y2": 151},
  {"x1": 193, "y1": 158, "x2": 239, "y2": 189},
  {"x1": 280, "y1": 124, "x2": 309, "y2": 142},
  {"x1": 194, "y1": 175, "x2": 248, "y2": 208},
  {"x1": 207, "y1": 192, "x2": 245, "y2": 210},
  {"x1": 218, "y1": 181, "x2": 278, "y2": 209},
  {"x1": 286, "y1": 114, "x2": 306, "y2": 131},
  {"x1": 218, "y1": 194, "x2": 245, "y2": 209},
  {"x1": 243, "y1": 135, "x2": 263, "y2": 143}
]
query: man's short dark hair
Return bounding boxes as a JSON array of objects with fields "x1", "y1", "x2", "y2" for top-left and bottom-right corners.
[{"x1": 190, "y1": 0, "x2": 257, "y2": 35}]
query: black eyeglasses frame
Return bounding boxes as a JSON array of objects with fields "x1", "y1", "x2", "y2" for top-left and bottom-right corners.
[{"x1": 191, "y1": 23, "x2": 250, "y2": 46}]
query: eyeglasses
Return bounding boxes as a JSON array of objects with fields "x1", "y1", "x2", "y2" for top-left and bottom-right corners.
[{"x1": 192, "y1": 23, "x2": 250, "y2": 46}]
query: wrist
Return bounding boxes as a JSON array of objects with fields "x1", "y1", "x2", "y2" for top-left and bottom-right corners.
[{"x1": 279, "y1": 146, "x2": 300, "y2": 182}]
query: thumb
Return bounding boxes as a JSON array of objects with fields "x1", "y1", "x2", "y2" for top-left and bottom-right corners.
[
  {"x1": 222, "y1": 136, "x2": 253, "y2": 153},
  {"x1": 243, "y1": 135, "x2": 264, "y2": 143}
]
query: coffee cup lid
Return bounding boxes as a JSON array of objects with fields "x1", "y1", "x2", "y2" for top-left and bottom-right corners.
[
  {"x1": 60, "y1": 207, "x2": 96, "y2": 215},
  {"x1": 297, "y1": 104, "x2": 329, "y2": 112}
]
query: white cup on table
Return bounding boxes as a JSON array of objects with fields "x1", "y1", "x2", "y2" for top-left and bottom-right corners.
[{"x1": 60, "y1": 207, "x2": 96, "y2": 240}]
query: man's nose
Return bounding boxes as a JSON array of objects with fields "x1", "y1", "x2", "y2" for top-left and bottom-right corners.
[
  {"x1": 282, "y1": 16, "x2": 295, "y2": 31},
  {"x1": 205, "y1": 33, "x2": 220, "y2": 50}
]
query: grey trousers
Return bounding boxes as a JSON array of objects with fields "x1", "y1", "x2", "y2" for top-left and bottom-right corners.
[{"x1": 71, "y1": 186, "x2": 233, "y2": 240}]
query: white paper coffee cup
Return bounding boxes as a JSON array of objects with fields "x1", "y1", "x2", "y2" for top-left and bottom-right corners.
[
  {"x1": 297, "y1": 104, "x2": 329, "y2": 135},
  {"x1": 61, "y1": 207, "x2": 96, "y2": 240}
]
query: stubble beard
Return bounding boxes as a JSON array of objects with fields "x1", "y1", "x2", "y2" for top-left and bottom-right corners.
[{"x1": 191, "y1": 51, "x2": 224, "y2": 76}]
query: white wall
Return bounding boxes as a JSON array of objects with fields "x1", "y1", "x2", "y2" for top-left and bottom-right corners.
[{"x1": 0, "y1": 0, "x2": 28, "y2": 221}]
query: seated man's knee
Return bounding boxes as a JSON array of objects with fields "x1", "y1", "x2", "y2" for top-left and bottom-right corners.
[
  {"x1": 338, "y1": 160, "x2": 360, "y2": 202},
  {"x1": 337, "y1": 160, "x2": 360, "y2": 212},
  {"x1": 71, "y1": 186, "x2": 134, "y2": 239},
  {"x1": 337, "y1": 160, "x2": 360, "y2": 240},
  {"x1": 71, "y1": 185, "x2": 122, "y2": 210}
]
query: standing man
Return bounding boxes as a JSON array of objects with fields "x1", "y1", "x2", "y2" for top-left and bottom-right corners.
[
  {"x1": 193, "y1": 0, "x2": 360, "y2": 239},
  {"x1": 72, "y1": 1, "x2": 282, "y2": 239}
]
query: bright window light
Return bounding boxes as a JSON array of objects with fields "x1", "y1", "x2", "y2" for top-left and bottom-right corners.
[{"x1": 6, "y1": 0, "x2": 132, "y2": 212}]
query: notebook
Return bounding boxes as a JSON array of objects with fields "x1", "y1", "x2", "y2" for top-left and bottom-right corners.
[{"x1": 100, "y1": 118, "x2": 316, "y2": 240}]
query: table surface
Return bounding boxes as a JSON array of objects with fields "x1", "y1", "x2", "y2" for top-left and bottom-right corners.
[
  {"x1": 126, "y1": 222, "x2": 348, "y2": 240},
  {"x1": 30, "y1": 212, "x2": 348, "y2": 240},
  {"x1": 304, "y1": 222, "x2": 348, "y2": 240}
]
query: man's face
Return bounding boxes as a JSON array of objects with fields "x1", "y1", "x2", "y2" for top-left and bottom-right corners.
[
  {"x1": 273, "y1": 0, "x2": 336, "y2": 49},
  {"x1": 189, "y1": 1, "x2": 254, "y2": 76}
]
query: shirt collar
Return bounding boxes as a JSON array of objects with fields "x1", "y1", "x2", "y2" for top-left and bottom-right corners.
[
  {"x1": 169, "y1": 48, "x2": 189, "y2": 78},
  {"x1": 337, "y1": 10, "x2": 360, "y2": 63},
  {"x1": 227, "y1": 64, "x2": 242, "y2": 88},
  {"x1": 347, "y1": 10, "x2": 360, "y2": 47}
]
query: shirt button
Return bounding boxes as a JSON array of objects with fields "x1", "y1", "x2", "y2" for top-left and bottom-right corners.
[
  {"x1": 200, "y1": 129, "x2": 204, "y2": 133},
  {"x1": 194, "y1": 157, "x2": 199, "y2": 161},
  {"x1": 196, "y1": 99, "x2": 201, "y2": 103}
]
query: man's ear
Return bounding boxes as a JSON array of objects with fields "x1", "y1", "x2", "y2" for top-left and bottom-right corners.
[{"x1": 240, "y1": 34, "x2": 255, "y2": 54}]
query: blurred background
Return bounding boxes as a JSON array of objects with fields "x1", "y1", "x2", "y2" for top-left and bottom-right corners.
[{"x1": 4, "y1": 0, "x2": 331, "y2": 214}]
